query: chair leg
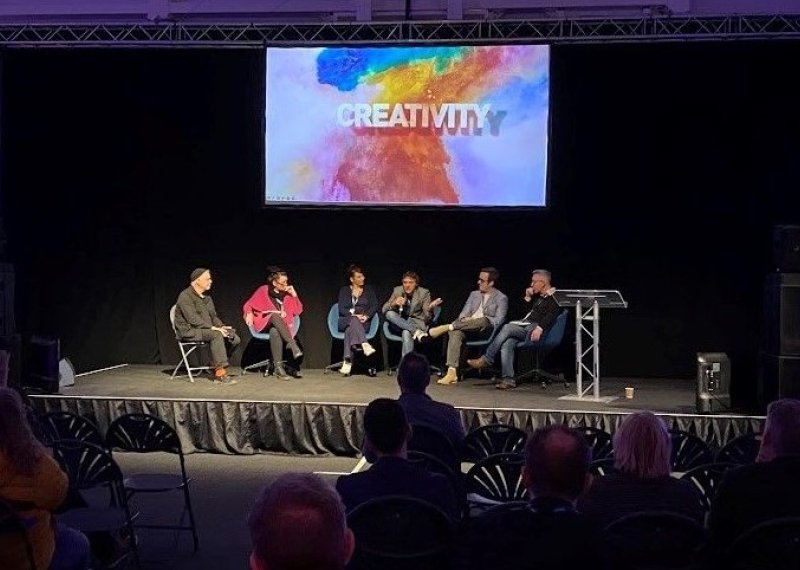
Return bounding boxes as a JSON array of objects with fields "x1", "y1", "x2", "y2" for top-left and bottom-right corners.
[
  {"x1": 242, "y1": 358, "x2": 271, "y2": 375},
  {"x1": 324, "y1": 361, "x2": 344, "y2": 374},
  {"x1": 182, "y1": 484, "x2": 200, "y2": 551}
]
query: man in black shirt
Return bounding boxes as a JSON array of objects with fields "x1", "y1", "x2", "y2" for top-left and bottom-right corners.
[
  {"x1": 467, "y1": 269, "x2": 560, "y2": 389},
  {"x1": 174, "y1": 268, "x2": 240, "y2": 383}
]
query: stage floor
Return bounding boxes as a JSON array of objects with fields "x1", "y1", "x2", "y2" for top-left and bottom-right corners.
[{"x1": 58, "y1": 364, "x2": 701, "y2": 414}]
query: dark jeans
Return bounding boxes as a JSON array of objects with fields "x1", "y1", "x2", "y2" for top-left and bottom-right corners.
[
  {"x1": 342, "y1": 315, "x2": 369, "y2": 359},
  {"x1": 445, "y1": 317, "x2": 493, "y2": 368},
  {"x1": 183, "y1": 328, "x2": 241, "y2": 367}
]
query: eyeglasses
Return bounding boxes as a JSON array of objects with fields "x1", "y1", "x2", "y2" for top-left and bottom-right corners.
[{"x1": 477, "y1": 278, "x2": 489, "y2": 283}]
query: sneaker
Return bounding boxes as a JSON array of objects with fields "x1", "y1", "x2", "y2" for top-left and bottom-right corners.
[
  {"x1": 361, "y1": 342, "x2": 376, "y2": 357},
  {"x1": 428, "y1": 324, "x2": 451, "y2": 338},
  {"x1": 437, "y1": 367, "x2": 458, "y2": 385},
  {"x1": 340, "y1": 361, "x2": 352, "y2": 376},
  {"x1": 412, "y1": 329, "x2": 428, "y2": 342}
]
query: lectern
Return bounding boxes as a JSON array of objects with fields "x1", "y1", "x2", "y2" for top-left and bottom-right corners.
[{"x1": 552, "y1": 289, "x2": 628, "y2": 403}]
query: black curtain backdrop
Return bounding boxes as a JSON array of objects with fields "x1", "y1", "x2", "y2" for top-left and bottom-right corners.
[{"x1": 3, "y1": 43, "x2": 800, "y2": 412}]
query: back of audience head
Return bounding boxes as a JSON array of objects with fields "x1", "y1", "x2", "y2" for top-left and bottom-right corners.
[
  {"x1": 758, "y1": 398, "x2": 800, "y2": 462},
  {"x1": 523, "y1": 424, "x2": 591, "y2": 502},
  {"x1": 248, "y1": 472, "x2": 354, "y2": 570},
  {"x1": 363, "y1": 398, "x2": 409, "y2": 463},
  {"x1": 0, "y1": 386, "x2": 44, "y2": 476},
  {"x1": 397, "y1": 352, "x2": 431, "y2": 395},
  {"x1": 613, "y1": 411, "x2": 671, "y2": 479}
]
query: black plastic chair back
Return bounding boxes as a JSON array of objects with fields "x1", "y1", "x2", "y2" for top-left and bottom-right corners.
[
  {"x1": 463, "y1": 424, "x2": 527, "y2": 462},
  {"x1": 408, "y1": 450, "x2": 466, "y2": 519},
  {"x1": 465, "y1": 453, "x2": 526, "y2": 503},
  {"x1": 576, "y1": 426, "x2": 614, "y2": 461},
  {"x1": 679, "y1": 462, "x2": 737, "y2": 512},
  {"x1": 0, "y1": 498, "x2": 36, "y2": 570},
  {"x1": 729, "y1": 517, "x2": 800, "y2": 570},
  {"x1": 605, "y1": 511, "x2": 708, "y2": 569},
  {"x1": 716, "y1": 433, "x2": 761, "y2": 465},
  {"x1": 52, "y1": 440, "x2": 125, "y2": 496},
  {"x1": 105, "y1": 413, "x2": 182, "y2": 454},
  {"x1": 41, "y1": 411, "x2": 103, "y2": 446},
  {"x1": 669, "y1": 429, "x2": 714, "y2": 472},
  {"x1": 347, "y1": 495, "x2": 453, "y2": 570},
  {"x1": 408, "y1": 423, "x2": 459, "y2": 473}
]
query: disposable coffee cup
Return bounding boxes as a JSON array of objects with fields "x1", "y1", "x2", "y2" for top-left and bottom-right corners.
[{"x1": 624, "y1": 387, "x2": 635, "y2": 399}]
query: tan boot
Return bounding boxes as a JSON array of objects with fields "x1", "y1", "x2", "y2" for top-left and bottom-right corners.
[
  {"x1": 428, "y1": 324, "x2": 451, "y2": 338},
  {"x1": 437, "y1": 367, "x2": 458, "y2": 385}
]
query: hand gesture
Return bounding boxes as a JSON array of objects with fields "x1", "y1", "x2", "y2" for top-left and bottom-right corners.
[
  {"x1": 525, "y1": 287, "x2": 535, "y2": 298},
  {"x1": 394, "y1": 296, "x2": 406, "y2": 307},
  {"x1": 357, "y1": 314, "x2": 368, "y2": 323},
  {"x1": 530, "y1": 328, "x2": 543, "y2": 342},
  {"x1": 244, "y1": 313, "x2": 254, "y2": 327},
  {"x1": 280, "y1": 310, "x2": 287, "y2": 318},
  {"x1": 287, "y1": 285, "x2": 298, "y2": 297},
  {"x1": 430, "y1": 297, "x2": 443, "y2": 308}
]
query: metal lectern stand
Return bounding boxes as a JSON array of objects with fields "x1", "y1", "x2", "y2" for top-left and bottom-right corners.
[{"x1": 553, "y1": 290, "x2": 628, "y2": 404}]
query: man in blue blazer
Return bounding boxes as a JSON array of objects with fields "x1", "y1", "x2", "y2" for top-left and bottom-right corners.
[{"x1": 428, "y1": 267, "x2": 508, "y2": 385}]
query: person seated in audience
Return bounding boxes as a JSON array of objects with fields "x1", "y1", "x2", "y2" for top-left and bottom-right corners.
[
  {"x1": 707, "y1": 398, "x2": 800, "y2": 557},
  {"x1": 337, "y1": 264, "x2": 379, "y2": 376},
  {"x1": 248, "y1": 472, "x2": 355, "y2": 570},
  {"x1": 396, "y1": 352, "x2": 465, "y2": 452},
  {"x1": 462, "y1": 424, "x2": 606, "y2": 570},
  {"x1": 335, "y1": 398, "x2": 457, "y2": 520},
  {"x1": 428, "y1": 267, "x2": 508, "y2": 386},
  {"x1": 243, "y1": 266, "x2": 304, "y2": 380},
  {"x1": 467, "y1": 269, "x2": 561, "y2": 390},
  {"x1": 577, "y1": 411, "x2": 703, "y2": 527},
  {"x1": 382, "y1": 271, "x2": 442, "y2": 357},
  {"x1": 174, "y1": 267, "x2": 241, "y2": 383},
  {"x1": 0, "y1": 387, "x2": 91, "y2": 570}
]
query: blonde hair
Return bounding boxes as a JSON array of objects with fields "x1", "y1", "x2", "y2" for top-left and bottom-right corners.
[{"x1": 613, "y1": 412, "x2": 672, "y2": 478}]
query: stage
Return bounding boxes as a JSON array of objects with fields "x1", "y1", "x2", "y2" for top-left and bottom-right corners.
[{"x1": 29, "y1": 365, "x2": 763, "y2": 455}]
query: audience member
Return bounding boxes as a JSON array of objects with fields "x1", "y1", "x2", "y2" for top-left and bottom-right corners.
[
  {"x1": 336, "y1": 398, "x2": 457, "y2": 520},
  {"x1": 396, "y1": 352, "x2": 465, "y2": 451},
  {"x1": 248, "y1": 472, "x2": 354, "y2": 570},
  {"x1": 463, "y1": 424, "x2": 606, "y2": 570},
  {"x1": 577, "y1": 412, "x2": 703, "y2": 527},
  {"x1": 708, "y1": 398, "x2": 800, "y2": 555},
  {"x1": 0, "y1": 387, "x2": 91, "y2": 570}
]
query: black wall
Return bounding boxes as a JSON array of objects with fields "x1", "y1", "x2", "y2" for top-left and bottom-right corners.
[{"x1": 3, "y1": 43, "x2": 800, "y2": 411}]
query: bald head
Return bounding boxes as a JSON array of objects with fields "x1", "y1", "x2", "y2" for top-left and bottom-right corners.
[
  {"x1": 523, "y1": 425, "x2": 591, "y2": 501},
  {"x1": 759, "y1": 398, "x2": 800, "y2": 462}
]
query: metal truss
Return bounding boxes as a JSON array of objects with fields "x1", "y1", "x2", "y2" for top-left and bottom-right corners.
[{"x1": 1, "y1": 14, "x2": 800, "y2": 47}]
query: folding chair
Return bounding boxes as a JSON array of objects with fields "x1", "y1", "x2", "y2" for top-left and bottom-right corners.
[{"x1": 169, "y1": 305, "x2": 210, "y2": 383}]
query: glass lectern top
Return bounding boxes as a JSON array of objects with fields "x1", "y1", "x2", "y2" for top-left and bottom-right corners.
[{"x1": 552, "y1": 289, "x2": 628, "y2": 308}]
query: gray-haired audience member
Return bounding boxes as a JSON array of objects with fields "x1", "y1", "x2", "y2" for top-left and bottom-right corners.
[
  {"x1": 396, "y1": 352, "x2": 465, "y2": 450},
  {"x1": 577, "y1": 411, "x2": 703, "y2": 527},
  {"x1": 464, "y1": 425, "x2": 605, "y2": 570},
  {"x1": 708, "y1": 398, "x2": 800, "y2": 556},
  {"x1": 335, "y1": 398, "x2": 457, "y2": 520},
  {"x1": 248, "y1": 472, "x2": 355, "y2": 570}
]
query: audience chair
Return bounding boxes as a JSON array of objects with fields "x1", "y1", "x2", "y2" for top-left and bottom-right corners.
[
  {"x1": 605, "y1": 511, "x2": 708, "y2": 570},
  {"x1": 105, "y1": 413, "x2": 199, "y2": 551},
  {"x1": 728, "y1": 517, "x2": 800, "y2": 570},
  {"x1": 347, "y1": 495, "x2": 454, "y2": 570},
  {"x1": 241, "y1": 315, "x2": 301, "y2": 377},
  {"x1": 323, "y1": 303, "x2": 380, "y2": 376},
  {"x1": 575, "y1": 425, "x2": 614, "y2": 461},
  {"x1": 383, "y1": 306, "x2": 442, "y2": 375},
  {"x1": 716, "y1": 432, "x2": 761, "y2": 465},
  {"x1": 589, "y1": 457, "x2": 618, "y2": 477},
  {"x1": 408, "y1": 423, "x2": 460, "y2": 474},
  {"x1": 462, "y1": 424, "x2": 527, "y2": 463},
  {"x1": 41, "y1": 411, "x2": 104, "y2": 446},
  {"x1": 51, "y1": 440, "x2": 140, "y2": 569},
  {"x1": 679, "y1": 462, "x2": 737, "y2": 513},
  {"x1": 669, "y1": 429, "x2": 714, "y2": 473},
  {"x1": 0, "y1": 498, "x2": 37, "y2": 570},
  {"x1": 408, "y1": 450, "x2": 467, "y2": 519},
  {"x1": 513, "y1": 310, "x2": 569, "y2": 387},
  {"x1": 465, "y1": 453, "x2": 526, "y2": 512},
  {"x1": 169, "y1": 305, "x2": 210, "y2": 383}
]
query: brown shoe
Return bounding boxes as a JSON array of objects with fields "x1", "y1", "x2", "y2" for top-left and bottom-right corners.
[
  {"x1": 437, "y1": 367, "x2": 458, "y2": 385},
  {"x1": 467, "y1": 356, "x2": 488, "y2": 370},
  {"x1": 496, "y1": 379, "x2": 517, "y2": 390}
]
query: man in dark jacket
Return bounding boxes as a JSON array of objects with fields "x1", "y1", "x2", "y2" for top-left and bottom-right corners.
[{"x1": 174, "y1": 268, "x2": 240, "y2": 383}]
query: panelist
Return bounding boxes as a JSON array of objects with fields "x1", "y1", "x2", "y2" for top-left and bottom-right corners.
[
  {"x1": 337, "y1": 264, "x2": 379, "y2": 376},
  {"x1": 382, "y1": 271, "x2": 442, "y2": 357}
]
